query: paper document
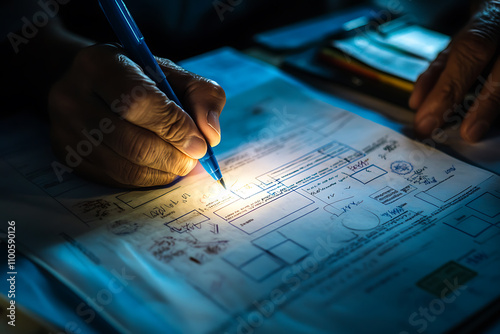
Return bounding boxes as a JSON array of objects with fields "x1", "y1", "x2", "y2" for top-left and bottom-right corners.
[
  {"x1": 333, "y1": 35, "x2": 430, "y2": 82},
  {"x1": 1, "y1": 49, "x2": 499, "y2": 334},
  {"x1": 367, "y1": 25, "x2": 450, "y2": 61}
]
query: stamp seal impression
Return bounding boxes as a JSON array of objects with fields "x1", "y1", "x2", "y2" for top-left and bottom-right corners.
[{"x1": 391, "y1": 160, "x2": 413, "y2": 175}]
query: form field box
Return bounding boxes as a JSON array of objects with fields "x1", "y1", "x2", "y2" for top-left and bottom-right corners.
[
  {"x1": 215, "y1": 191, "x2": 314, "y2": 234},
  {"x1": 467, "y1": 192, "x2": 500, "y2": 218},
  {"x1": 351, "y1": 165, "x2": 387, "y2": 184}
]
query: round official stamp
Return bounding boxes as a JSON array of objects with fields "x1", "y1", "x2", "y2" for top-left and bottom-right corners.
[{"x1": 390, "y1": 160, "x2": 413, "y2": 175}]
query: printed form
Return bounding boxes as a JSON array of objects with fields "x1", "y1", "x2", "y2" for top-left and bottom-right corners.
[{"x1": 1, "y1": 49, "x2": 500, "y2": 333}]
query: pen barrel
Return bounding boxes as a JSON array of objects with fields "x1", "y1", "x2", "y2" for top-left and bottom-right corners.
[
  {"x1": 99, "y1": 0, "x2": 224, "y2": 183},
  {"x1": 199, "y1": 145, "x2": 223, "y2": 182},
  {"x1": 99, "y1": 0, "x2": 174, "y2": 100}
]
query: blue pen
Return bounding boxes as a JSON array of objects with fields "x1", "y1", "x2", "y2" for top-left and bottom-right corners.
[{"x1": 98, "y1": 0, "x2": 226, "y2": 189}]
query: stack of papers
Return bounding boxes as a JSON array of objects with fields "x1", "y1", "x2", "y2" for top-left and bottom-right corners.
[{"x1": 319, "y1": 24, "x2": 450, "y2": 92}]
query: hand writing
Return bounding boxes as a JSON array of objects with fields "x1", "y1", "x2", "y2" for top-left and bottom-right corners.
[{"x1": 49, "y1": 44, "x2": 226, "y2": 187}]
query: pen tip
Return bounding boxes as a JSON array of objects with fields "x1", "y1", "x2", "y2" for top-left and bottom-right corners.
[{"x1": 218, "y1": 178, "x2": 226, "y2": 190}]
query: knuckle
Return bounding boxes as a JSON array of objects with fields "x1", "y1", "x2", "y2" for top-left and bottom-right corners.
[
  {"x1": 186, "y1": 77, "x2": 227, "y2": 104},
  {"x1": 455, "y1": 31, "x2": 494, "y2": 64},
  {"x1": 179, "y1": 160, "x2": 196, "y2": 176},
  {"x1": 126, "y1": 134, "x2": 156, "y2": 166},
  {"x1": 170, "y1": 155, "x2": 196, "y2": 176},
  {"x1": 117, "y1": 83, "x2": 159, "y2": 121},
  {"x1": 440, "y1": 79, "x2": 463, "y2": 103},
  {"x1": 156, "y1": 56, "x2": 183, "y2": 72},
  {"x1": 470, "y1": 8, "x2": 500, "y2": 43},
  {"x1": 147, "y1": 171, "x2": 171, "y2": 187},
  {"x1": 176, "y1": 162, "x2": 191, "y2": 176},
  {"x1": 156, "y1": 144, "x2": 196, "y2": 176},
  {"x1": 119, "y1": 163, "x2": 149, "y2": 186},
  {"x1": 158, "y1": 102, "x2": 192, "y2": 142},
  {"x1": 125, "y1": 167, "x2": 174, "y2": 187}
]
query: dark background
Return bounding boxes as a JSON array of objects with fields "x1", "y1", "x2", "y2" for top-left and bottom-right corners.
[
  {"x1": 0, "y1": 0, "x2": 472, "y2": 113},
  {"x1": 58, "y1": 0, "x2": 471, "y2": 61}
]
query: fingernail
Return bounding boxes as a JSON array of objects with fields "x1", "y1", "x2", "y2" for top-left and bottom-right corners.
[
  {"x1": 183, "y1": 136, "x2": 206, "y2": 159},
  {"x1": 466, "y1": 121, "x2": 489, "y2": 143},
  {"x1": 416, "y1": 116, "x2": 439, "y2": 137},
  {"x1": 207, "y1": 110, "x2": 221, "y2": 137}
]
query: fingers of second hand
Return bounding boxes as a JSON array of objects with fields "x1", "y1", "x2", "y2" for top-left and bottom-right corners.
[
  {"x1": 409, "y1": 49, "x2": 449, "y2": 110},
  {"x1": 409, "y1": 2, "x2": 500, "y2": 115},
  {"x1": 414, "y1": 26, "x2": 499, "y2": 139},
  {"x1": 461, "y1": 59, "x2": 500, "y2": 142}
]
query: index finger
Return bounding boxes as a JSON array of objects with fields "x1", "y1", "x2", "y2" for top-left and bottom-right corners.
[{"x1": 156, "y1": 57, "x2": 226, "y2": 147}]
